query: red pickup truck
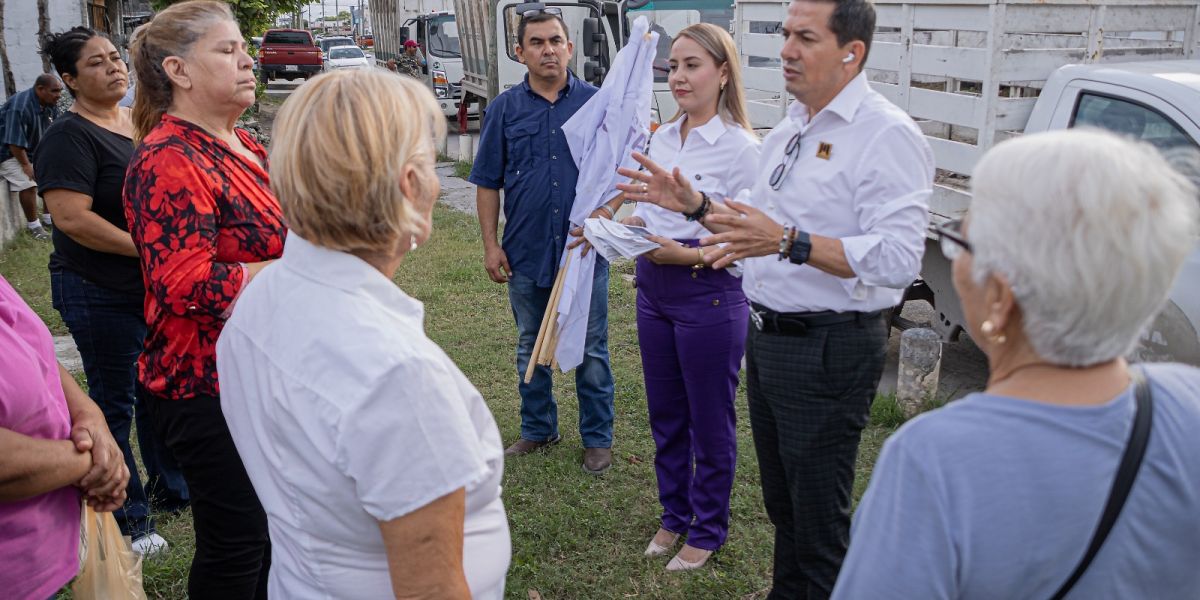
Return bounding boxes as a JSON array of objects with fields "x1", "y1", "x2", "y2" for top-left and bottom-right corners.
[{"x1": 258, "y1": 29, "x2": 322, "y2": 83}]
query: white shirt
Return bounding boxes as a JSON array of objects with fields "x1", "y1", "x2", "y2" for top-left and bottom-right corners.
[
  {"x1": 632, "y1": 114, "x2": 761, "y2": 240},
  {"x1": 741, "y1": 73, "x2": 934, "y2": 313},
  {"x1": 216, "y1": 235, "x2": 510, "y2": 600}
]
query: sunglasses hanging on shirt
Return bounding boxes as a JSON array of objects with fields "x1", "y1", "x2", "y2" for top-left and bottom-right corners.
[{"x1": 769, "y1": 132, "x2": 802, "y2": 190}]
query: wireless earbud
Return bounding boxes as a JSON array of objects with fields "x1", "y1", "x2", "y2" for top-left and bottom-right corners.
[{"x1": 842, "y1": 52, "x2": 856, "y2": 64}]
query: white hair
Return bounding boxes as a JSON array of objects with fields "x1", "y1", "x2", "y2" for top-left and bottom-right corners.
[{"x1": 969, "y1": 129, "x2": 1199, "y2": 367}]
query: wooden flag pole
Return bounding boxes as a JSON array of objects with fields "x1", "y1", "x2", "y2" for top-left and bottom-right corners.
[
  {"x1": 538, "y1": 255, "x2": 571, "y2": 366},
  {"x1": 523, "y1": 252, "x2": 572, "y2": 383}
]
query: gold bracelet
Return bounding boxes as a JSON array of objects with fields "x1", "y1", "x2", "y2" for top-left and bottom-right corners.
[{"x1": 693, "y1": 247, "x2": 705, "y2": 270}]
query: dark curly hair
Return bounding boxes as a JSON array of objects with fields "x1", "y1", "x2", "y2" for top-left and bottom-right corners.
[{"x1": 39, "y1": 26, "x2": 108, "y2": 97}]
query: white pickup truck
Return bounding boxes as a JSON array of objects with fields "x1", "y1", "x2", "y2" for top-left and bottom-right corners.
[
  {"x1": 735, "y1": 0, "x2": 1200, "y2": 366},
  {"x1": 453, "y1": 0, "x2": 739, "y2": 114},
  {"x1": 373, "y1": 0, "x2": 469, "y2": 116}
]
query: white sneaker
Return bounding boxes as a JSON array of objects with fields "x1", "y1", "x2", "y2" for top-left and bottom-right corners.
[{"x1": 131, "y1": 532, "x2": 169, "y2": 557}]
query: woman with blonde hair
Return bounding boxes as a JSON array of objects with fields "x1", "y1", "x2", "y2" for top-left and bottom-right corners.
[
  {"x1": 834, "y1": 129, "x2": 1200, "y2": 598},
  {"x1": 622, "y1": 22, "x2": 759, "y2": 570},
  {"x1": 123, "y1": 1, "x2": 284, "y2": 596},
  {"x1": 217, "y1": 70, "x2": 510, "y2": 599}
]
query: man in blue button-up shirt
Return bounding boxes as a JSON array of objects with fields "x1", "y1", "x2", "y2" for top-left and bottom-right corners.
[
  {"x1": 0, "y1": 74, "x2": 62, "y2": 239},
  {"x1": 469, "y1": 8, "x2": 616, "y2": 474}
]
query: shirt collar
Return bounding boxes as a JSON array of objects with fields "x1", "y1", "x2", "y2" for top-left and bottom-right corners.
[
  {"x1": 660, "y1": 114, "x2": 731, "y2": 147},
  {"x1": 692, "y1": 114, "x2": 732, "y2": 145},
  {"x1": 788, "y1": 72, "x2": 870, "y2": 125},
  {"x1": 279, "y1": 233, "x2": 424, "y2": 321},
  {"x1": 520, "y1": 70, "x2": 579, "y2": 102}
]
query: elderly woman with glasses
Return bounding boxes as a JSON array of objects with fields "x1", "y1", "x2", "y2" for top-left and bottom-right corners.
[
  {"x1": 217, "y1": 70, "x2": 509, "y2": 599},
  {"x1": 832, "y1": 129, "x2": 1200, "y2": 599}
]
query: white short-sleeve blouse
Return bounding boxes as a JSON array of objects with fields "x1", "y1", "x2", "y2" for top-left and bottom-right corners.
[{"x1": 217, "y1": 234, "x2": 510, "y2": 599}]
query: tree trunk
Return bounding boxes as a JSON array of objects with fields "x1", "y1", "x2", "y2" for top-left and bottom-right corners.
[
  {"x1": 38, "y1": 0, "x2": 51, "y2": 73},
  {"x1": 0, "y1": 0, "x2": 17, "y2": 97}
]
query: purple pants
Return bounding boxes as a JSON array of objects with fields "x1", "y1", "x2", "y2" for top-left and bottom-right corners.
[{"x1": 635, "y1": 248, "x2": 748, "y2": 551}]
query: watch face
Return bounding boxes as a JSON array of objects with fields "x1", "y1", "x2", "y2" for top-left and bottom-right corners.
[{"x1": 790, "y1": 232, "x2": 812, "y2": 265}]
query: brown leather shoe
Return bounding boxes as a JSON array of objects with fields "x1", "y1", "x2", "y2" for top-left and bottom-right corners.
[
  {"x1": 504, "y1": 435, "x2": 561, "y2": 457},
  {"x1": 582, "y1": 447, "x2": 612, "y2": 475}
]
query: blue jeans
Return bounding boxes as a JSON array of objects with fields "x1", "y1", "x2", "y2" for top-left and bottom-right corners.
[
  {"x1": 51, "y1": 269, "x2": 189, "y2": 538},
  {"x1": 508, "y1": 259, "x2": 615, "y2": 448}
]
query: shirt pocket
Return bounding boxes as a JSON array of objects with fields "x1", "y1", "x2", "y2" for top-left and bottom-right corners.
[
  {"x1": 504, "y1": 120, "x2": 540, "y2": 171},
  {"x1": 693, "y1": 174, "x2": 729, "y2": 200}
]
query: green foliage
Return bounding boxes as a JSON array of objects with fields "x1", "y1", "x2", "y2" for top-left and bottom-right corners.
[
  {"x1": 453, "y1": 159, "x2": 473, "y2": 180},
  {"x1": 151, "y1": 0, "x2": 301, "y2": 39}
]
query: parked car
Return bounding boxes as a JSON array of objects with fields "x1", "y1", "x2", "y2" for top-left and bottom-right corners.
[
  {"x1": 259, "y1": 28, "x2": 322, "y2": 82},
  {"x1": 318, "y1": 36, "x2": 357, "y2": 58},
  {"x1": 358, "y1": 34, "x2": 374, "y2": 48},
  {"x1": 249, "y1": 36, "x2": 262, "y2": 72},
  {"x1": 325, "y1": 45, "x2": 371, "y2": 71}
]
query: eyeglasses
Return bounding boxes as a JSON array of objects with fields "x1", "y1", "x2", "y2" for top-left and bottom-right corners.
[
  {"x1": 769, "y1": 132, "x2": 801, "y2": 190},
  {"x1": 518, "y1": 5, "x2": 563, "y2": 19},
  {"x1": 934, "y1": 218, "x2": 972, "y2": 261}
]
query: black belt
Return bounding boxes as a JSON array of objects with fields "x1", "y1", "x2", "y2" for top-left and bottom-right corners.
[{"x1": 750, "y1": 302, "x2": 882, "y2": 335}]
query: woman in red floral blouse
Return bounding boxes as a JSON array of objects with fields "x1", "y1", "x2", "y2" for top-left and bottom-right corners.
[{"x1": 123, "y1": 2, "x2": 282, "y2": 598}]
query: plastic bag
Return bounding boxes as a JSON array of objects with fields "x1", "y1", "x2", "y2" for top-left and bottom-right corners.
[{"x1": 72, "y1": 502, "x2": 148, "y2": 600}]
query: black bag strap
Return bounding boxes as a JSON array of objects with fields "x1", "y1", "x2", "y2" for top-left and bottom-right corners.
[{"x1": 1050, "y1": 368, "x2": 1154, "y2": 600}]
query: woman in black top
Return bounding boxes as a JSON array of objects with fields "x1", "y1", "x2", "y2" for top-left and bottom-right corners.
[{"x1": 35, "y1": 27, "x2": 188, "y2": 554}]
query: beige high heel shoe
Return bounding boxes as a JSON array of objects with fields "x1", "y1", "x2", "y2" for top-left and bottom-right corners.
[
  {"x1": 644, "y1": 529, "x2": 680, "y2": 557},
  {"x1": 665, "y1": 545, "x2": 713, "y2": 571}
]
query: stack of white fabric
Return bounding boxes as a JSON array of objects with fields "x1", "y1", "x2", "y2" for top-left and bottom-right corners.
[{"x1": 552, "y1": 16, "x2": 659, "y2": 371}]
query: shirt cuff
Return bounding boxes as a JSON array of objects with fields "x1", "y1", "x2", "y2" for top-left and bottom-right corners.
[
  {"x1": 839, "y1": 233, "x2": 886, "y2": 301},
  {"x1": 467, "y1": 173, "x2": 502, "y2": 190}
]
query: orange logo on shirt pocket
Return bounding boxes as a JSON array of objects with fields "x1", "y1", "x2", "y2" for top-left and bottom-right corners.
[{"x1": 816, "y1": 142, "x2": 833, "y2": 160}]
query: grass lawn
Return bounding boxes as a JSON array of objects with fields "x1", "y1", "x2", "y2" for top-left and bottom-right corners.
[{"x1": 3, "y1": 205, "x2": 908, "y2": 599}]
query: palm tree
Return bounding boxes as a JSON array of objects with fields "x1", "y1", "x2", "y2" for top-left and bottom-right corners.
[
  {"x1": 38, "y1": 0, "x2": 51, "y2": 72},
  {"x1": 0, "y1": 0, "x2": 17, "y2": 97}
]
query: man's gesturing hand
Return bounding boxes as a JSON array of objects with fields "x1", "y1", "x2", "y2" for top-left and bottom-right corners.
[{"x1": 700, "y1": 199, "x2": 786, "y2": 269}]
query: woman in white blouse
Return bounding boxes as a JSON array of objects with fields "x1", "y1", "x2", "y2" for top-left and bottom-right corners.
[
  {"x1": 216, "y1": 71, "x2": 509, "y2": 599},
  {"x1": 625, "y1": 23, "x2": 760, "y2": 571}
]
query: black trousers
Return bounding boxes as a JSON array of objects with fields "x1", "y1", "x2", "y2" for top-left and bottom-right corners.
[
  {"x1": 144, "y1": 388, "x2": 271, "y2": 600},
  {"x1": 745, "y1": 314, "x2": 887, "y2": 600}
]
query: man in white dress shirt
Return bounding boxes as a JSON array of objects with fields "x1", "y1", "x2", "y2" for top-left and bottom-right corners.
[{"x1": 619, "y1": 0, "x2": 934, "y2": 596}]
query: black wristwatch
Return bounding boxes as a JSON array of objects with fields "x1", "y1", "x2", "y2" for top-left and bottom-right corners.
[{"x1": 788, "y1": 230, "x2": 812, "y2": 265}]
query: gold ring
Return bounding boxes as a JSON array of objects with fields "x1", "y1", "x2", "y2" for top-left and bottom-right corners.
[{"x1": 641, "y1": 183, "x2": 648, "y2": 193}]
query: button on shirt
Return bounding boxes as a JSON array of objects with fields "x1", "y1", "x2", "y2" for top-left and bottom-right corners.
[
  {"x1": 469, "y1": 72, "x2": 599, "y2": 287},
  {"x1": 0, "y1": 88, "x2": 59, "y2": 161},
  {"x1": 217, "y1": 235, "x2": 510, "y2": 599},
  {"x1": 742, "y1": 74, "x2": 934, "y2": 313},
  {"x1": 632, "y1": 114, "x2": 760, "y2": 240}
]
